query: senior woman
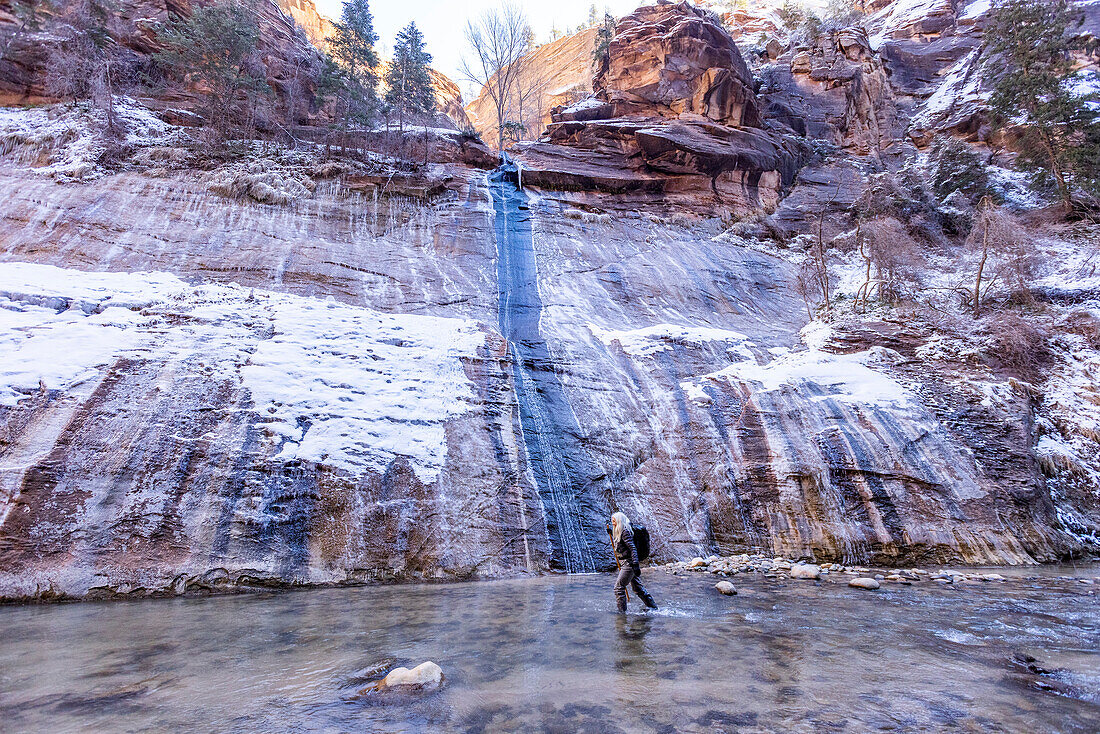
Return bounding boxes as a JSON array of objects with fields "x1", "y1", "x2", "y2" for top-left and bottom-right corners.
[{"x1": 609, "y1": 511, "x2": 658, "y2": 613}]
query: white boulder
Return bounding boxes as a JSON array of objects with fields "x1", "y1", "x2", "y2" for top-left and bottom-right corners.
[
  {"x1": 382, "y1": 661, "x2": 443, "y2": 689},
  {"x1": 714, "y1": 581, "x2": 737, "y2": 595},
  {"x1": 789, "y1": 564, "x2": 821, "y2": 580},
  {"x1": 849, "y1": 577, "x2": 881, "y2": 590}
]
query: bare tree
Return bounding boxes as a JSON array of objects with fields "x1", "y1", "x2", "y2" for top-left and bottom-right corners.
[
  {"x1": 44, "y1": 0, "x2": 128, "y2": 135},
  {"x1": 805, "y1": 187, "x2": 840, "y2": 319},
  {"x1": 795, "y1": 260, "x2": 818, "y2": 321},
  {"x1": 859, "y1": 216, "x2": 920, "y2": 307},
  {"x1": 967, "y1": 197, "x2": 1031, "y2": 318},
  {"x1": 462, "y1": 2, "x2": 531, "y2": 152}
]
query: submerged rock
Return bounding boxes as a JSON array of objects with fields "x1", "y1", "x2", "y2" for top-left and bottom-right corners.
[{"x1": 354, "y1": 661, "x2": 444, "y2": 699}]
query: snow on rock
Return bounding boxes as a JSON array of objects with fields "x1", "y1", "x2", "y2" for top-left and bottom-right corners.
[
  {"x1": 869, "y1": 0, "x2": 955, "y2": 47},
  {"x1": 0, "y1": 261, "x2": 188, "y2": 311},
  {"x1": 563, "y1": 97, "x2": 607, "y2": 114},
  {"x1": 588, "y1": 322, "x2": 755, "y2": 358},
  {"x1": 959, "y1": 0, "x2": 991, "y2": 21},
  {"x1": 0, "y1": 299, "x2": 150, "y2": 406},
  {"x1": 1066, "y1": 69, "x2": 1100, "y2": 113},
  {"x1": 0, "y1": 263, "x2": 484, "y2": 482},
  {"x1": 799, "y1": 320, "x2": 835, "y2": 351},
  {"x1": 909, "y1": 49, "x2": 985, "y2": 132},
  {"x1": 0, "y1": 99, "x2": 179, "y2": 181},
  {"x1": 684, "y1": 346, "x2": 916, "y2": 410},
  {"x1": 241, "y1": 294, "x2": 484, "y2": 480}
]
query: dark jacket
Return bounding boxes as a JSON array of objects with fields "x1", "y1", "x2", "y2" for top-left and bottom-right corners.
[{"x1": 613, "y1": 526, "x2": 640, "y2": 569}]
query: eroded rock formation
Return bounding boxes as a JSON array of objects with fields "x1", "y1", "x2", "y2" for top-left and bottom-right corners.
[{"x1": 515, "y1": 2, "x2": 808, "y2": 217}]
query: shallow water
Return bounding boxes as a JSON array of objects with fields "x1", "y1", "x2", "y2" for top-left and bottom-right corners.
[{"x1": 1, "y1": 568, "x2": 1098, "y2": 733}]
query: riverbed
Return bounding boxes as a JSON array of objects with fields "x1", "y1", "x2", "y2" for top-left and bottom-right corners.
[{"x1": 1, "y1": 566, "x2": 1098, "y2": 732}]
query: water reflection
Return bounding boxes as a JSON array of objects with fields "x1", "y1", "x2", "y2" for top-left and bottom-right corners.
[{"x1": 0, "y1": 569, "x2": 1097, "y2": 732}]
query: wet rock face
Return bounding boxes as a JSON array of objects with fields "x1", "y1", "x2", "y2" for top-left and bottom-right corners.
[
  {"x1": 594, "y1": 1, "x2": 760, "y2": 128},
  {"x1": 0, "y1": 161, "x2": 1086, "y2": 601}
]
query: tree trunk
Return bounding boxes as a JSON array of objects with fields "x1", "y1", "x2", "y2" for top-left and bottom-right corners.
[{"x1": 974, "y1": 223, "x2": 989, "y2": 319}]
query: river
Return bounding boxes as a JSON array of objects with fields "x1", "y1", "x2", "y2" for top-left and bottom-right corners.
[{"x1": 1, "y1": 566, "x2": 1097, "y2": 732}]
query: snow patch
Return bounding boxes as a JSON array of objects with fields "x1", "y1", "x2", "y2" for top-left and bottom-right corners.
[
  {"x1": 799, "y1": 321, "x2": 834, "y2": 351},
  {"x1": 683, "y1": 346, "x2": 916, "y2": 409},
  {"x1": 588, "y1": 322, "x2": 755, "y2": 358},
  {"x1": 959, "y1": 0, "x2": 991, "y2": 20},
  {"x1": 563, "y1": 97, "x2": 607, "y2": 114},
  {"x1": 0, "y1": 263, "x2": 484, "y2": 482},
  {"x1": 1066, "y1": 69, "x2": 1100, "y2": 113},
  {"x1": 241, "y1": 296, "x2": 484, "y2": 480}
]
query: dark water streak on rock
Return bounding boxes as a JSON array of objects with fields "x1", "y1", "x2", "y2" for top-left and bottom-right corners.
[{"x1": 490, "y1": 163, "x2": 610, "y2": 572}]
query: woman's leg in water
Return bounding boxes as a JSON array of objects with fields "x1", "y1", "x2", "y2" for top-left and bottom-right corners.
[
  {"x1": 614, "y1": 566, "x2": 634, "y2": 613},
  {"x1": 630, "y1": 572, "x2": 658, "y2": 609}
]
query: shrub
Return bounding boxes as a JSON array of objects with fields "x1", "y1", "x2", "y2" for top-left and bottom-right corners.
[
  {"x1": 928, "y1": 136, "x2": 994, "y2": 205},
  {"x1": 985, "y1": 312, "x2": 1051, "y2": 382}
]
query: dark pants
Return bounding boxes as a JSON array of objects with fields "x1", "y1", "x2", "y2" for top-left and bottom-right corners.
[{"x1": 614, "y1": 565, "x2": 656, "y2": 613}]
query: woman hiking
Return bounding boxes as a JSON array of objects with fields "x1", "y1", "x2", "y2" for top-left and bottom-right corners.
[{"x1": 610, "y1": 511, "x2": 658, "y2": 613}]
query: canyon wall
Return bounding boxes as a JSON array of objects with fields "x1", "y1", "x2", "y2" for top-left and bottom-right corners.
[{"x1": 0, "y1": 0, "x2": 1097, "y2": 600}]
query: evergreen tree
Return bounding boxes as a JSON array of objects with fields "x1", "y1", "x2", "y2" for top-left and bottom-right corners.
[
  {"x1": 592, "y1": 12, "x2": 616, "y2": 73},
  {"x1": 154, "y1": 2, "x2": 268, "y2": 137},
  {"x1": 983, "y1": 0, "x2": 1100, "y2": 209},
  {"x1": 383, "y1": 22, "x2": 435, "y2": 132},
  {"x1": 330, "y1": 0, "x2": 380, "y2": 126}
]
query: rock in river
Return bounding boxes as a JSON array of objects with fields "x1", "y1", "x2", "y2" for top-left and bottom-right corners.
[
  {"x1": 381, "y1": 661, "x2": 444, "y2": 690},
  {"x1": 849, "y1": 578, "x2": 881, "y2": 590},
  {"x1": 715, "y1": 581, "x2": 737, "y2": 595},
  {"x1": 790, "y1": 564, "x2": 821, "y2": 580}
]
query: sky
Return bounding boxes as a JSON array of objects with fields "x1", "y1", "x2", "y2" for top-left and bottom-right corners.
[{"x1": 314, "y1": 0, "x2": 646, "y2": 100}]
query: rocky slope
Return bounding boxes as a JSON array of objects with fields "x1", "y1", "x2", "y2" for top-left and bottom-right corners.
[{"x1": 0, "y1": 0, "x2": 1097, "y2": 601}]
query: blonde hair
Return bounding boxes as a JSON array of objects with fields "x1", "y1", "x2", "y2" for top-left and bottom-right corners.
[{"x1": 610, "y1": 511, "x2": 631, "y2": 545}]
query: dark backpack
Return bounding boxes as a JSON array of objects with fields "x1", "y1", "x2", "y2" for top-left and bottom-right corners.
[{"x1": 634, "y1": 524, "x2": 651, "y2": 562}]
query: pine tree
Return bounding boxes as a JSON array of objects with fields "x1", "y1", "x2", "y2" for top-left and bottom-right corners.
[
  {"x1": 983, "y1": 0, "x2": 1100, "y2": 209},
  {"x1": 154, "y1": 2, "x2": 268, "y2": 138},
  {"x1": 383, "y1": 22, "x2": 435, "y2": 132},
  {"x1": 330, "y1": 0, "x2": 380, "y2": 127},
  {"x1": 592, "y1": 13, "x2": 616, "y2": 73}
]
